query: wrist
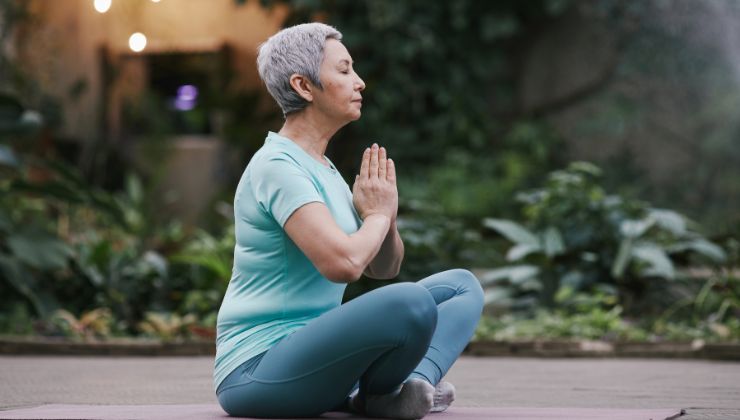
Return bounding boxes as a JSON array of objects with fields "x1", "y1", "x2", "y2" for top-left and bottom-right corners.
[{"x1": 364, "y1": 212, "x2": 391, "y2": 223}]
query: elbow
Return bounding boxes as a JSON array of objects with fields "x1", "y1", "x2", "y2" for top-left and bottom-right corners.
[
  {"x1": 386, "y1": 258, "x2": 403, "y2": 279},
  {"x1": 317, "y1": 257, "x2": 364, "y2": 283},
  {"x1": 369, "y1": 266, "x2": 401, "y2": 280},
  {"x1": 377, "y1": 254, "x2": 404, "y2": 279},
  {"x1": 364, "y1": 257, "x2": 403, "y2": 280}
]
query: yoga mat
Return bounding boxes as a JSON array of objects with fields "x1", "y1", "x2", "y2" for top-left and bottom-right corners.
[{"x1": 0, "y1": 404, "x2": 684, "y2": 420}]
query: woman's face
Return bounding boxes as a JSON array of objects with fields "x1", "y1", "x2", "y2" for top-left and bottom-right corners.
[{"x1": 312, "y1": 39, "x2": 366, "y2": 123}]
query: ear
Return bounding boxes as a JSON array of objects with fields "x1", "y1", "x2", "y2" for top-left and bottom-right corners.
[{"x1": 289, "y1": 74, "x2": 314, "y2": 103}]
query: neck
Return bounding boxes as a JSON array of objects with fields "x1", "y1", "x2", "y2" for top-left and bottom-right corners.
[{"x1": 277, "y1": 108, "x2": 345, "y2": 164}]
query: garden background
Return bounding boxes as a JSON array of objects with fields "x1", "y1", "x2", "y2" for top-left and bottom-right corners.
[{"x1": 1, "y1": 0, "x2": 738, "y2": 346}]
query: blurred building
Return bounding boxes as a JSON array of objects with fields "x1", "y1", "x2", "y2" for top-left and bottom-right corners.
[{"x1": 12, "y1": 0, "x2": 288, "y2": 223}]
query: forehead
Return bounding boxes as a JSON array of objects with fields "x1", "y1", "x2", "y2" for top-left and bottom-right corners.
[{"x1": 322, "y1": 39, "x2": 352, "y2": 64}]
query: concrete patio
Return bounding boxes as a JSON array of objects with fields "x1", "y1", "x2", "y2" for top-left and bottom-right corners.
[{"x1": 0, "y1": 356, "x2": 738, "y2": 419}]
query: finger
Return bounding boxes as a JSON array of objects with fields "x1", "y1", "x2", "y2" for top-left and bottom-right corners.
[
  {"x1": 386, "y1": 158, "x2": 396, "y2": 184},
  {"x1": 378, "y1": 147, "x2": 387, "y2": 180},
  {"x1": 369, "y1": 143, "x2": 379, "y2": 178},
  {"x1": 360, "y1": 147, "x2": 370, "y2": 179}
]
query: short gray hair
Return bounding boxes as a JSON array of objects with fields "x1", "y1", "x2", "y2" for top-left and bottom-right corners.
[{"x1": 257, "y1": 23, "x2": 343, "y2": 116}]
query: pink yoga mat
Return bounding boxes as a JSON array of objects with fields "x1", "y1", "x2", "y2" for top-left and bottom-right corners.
[{"x1": 0, "y1": 404, "x2": 683, "y2": 419}]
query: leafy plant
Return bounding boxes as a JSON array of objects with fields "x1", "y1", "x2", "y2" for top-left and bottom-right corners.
[
  {"x1": 0, "y1": 301, "x2": 35, "y2": 335},
  {"x1": 475, "y1": 309, "x2": 649, "y2": 342},
  {"x1": 656, "y1": 268, "x2": 740, "y2": 339},
  {"x1": 0, "y1": 93, "x2": 68, "y2": 318},
  {"x1": 137, "y1": 311, "x2": 198, "y2": 341},
  {"x1": 481, "y1": 162, "x2": 726, "y2": 314},
  {"x1": 170, "y1": 222, "x2": 234, "y2": 324},
  {"x1": 48, "y1": 307, "x2": 116, "y2": 340}
]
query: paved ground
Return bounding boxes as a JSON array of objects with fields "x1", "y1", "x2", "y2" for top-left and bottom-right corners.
[{"x1": 0, "y1": 356, "x2": 738, "y2": 419}]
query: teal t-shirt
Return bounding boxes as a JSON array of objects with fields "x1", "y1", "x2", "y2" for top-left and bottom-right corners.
[{"x1": 213, "y1": 131, "x2": 362, "y2": 391}]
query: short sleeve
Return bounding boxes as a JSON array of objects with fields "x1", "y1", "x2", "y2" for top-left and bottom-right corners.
[{"x1": 251, "y1": 156, "x2": 324, "y2": 227}]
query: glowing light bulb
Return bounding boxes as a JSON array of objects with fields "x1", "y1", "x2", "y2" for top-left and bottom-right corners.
[
  {"x1": 129, "y1": 32, "x2": 147, "y2": 53},
  {"x1": 151, "y1": 0, "x2": 161, "y2": 2},
  {"x1": 94, "y1": 0, "x2": 112, "y2": 13}
]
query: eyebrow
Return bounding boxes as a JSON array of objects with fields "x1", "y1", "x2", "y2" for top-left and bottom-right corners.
[{"x1": 338, "y1": 59, "x2": 353, "y2": 66}]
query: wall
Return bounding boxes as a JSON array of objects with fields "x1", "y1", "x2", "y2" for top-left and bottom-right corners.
[{"x1": 17, "y1": 0, "x2": 287, "y2": 143}]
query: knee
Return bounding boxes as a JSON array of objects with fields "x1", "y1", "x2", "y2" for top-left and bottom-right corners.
[
  {"x1": 449, "y1": 269, "x2": 485, "y2": 313},
  {"x1": 381, "y1": 282, "x2": 438, "y2": 333}
]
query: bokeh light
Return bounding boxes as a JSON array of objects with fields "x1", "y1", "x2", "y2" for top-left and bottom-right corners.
[
  {"x1": 128, "y1": 32, "x2": 147, "y2": 53},
  {"x1": 173, "y1": 85, "x2": 199, "y2": 111},
  {"x1": 93, "y1": 0, "x2": 112, "y2": 13}
]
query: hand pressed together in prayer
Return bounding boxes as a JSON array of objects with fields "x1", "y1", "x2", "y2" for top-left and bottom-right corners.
[{"x1": 352, "y1": 143, "x2": 398, "y2": 222}]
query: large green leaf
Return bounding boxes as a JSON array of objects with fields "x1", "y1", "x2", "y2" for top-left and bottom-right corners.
[
  {"x1": 620, "y1": 218, "x2": 654, "y2": 239},
  {"x1": 6, "y1": 230, "x2": 73, "y2": 271},
  {"x1": 478, "y1": 265, "x2": 540, "y2": 286},
  {"x1": 648, "y1": 209, "x2": 686, "y2": 235},
  {"x1": 0, "y1": 145, "x2": 19, "y2": 167},
  {"x1": 0, "y1": 254, "x2": 59, "y2": 317},
  {"x1": 483, "y1": 288, "x2": 512, "y2": 305},
  {"x1": 506, "y1": 243, "x2": 540, "y2": 261},
  {"x1": 11, "y1": 179, "x2": 86, "y2": 204},
  {"x1": 171, "y1": 252, "x2": 231, "y2": 279},
  {"x1": 631, "y1": 242, "x2": 675, "y2": 279},
  {"x1": 541, "y1": 227, "x2": 565, "y2": 257},
  {"x1": 667, "y1": 238, "x2": 727, "y2": 263},
  {"x1": 611, "y1": 238, "x2": 633, "y2": 279},
  {"x1": 483, "y1": 218, "x2": 539, "y2": 246}
]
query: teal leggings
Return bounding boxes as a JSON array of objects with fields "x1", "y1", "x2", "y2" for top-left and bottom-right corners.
[{"x1": 216, "y1": 269, "x2": 484, "y2": 418}]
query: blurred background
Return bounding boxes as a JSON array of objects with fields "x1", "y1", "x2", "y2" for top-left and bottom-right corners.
[{"x1": 0, "y1": 0, "x2": 738, "y2": 344}]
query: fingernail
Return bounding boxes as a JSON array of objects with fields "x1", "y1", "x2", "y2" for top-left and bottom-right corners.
[{"x1": 372, "y1": 143, "x2": 378, "y2": 149}]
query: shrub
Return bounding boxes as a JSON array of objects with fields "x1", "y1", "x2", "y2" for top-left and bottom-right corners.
[{"x1": 481, "y1": 162, "x2": 726, "y2": 315}]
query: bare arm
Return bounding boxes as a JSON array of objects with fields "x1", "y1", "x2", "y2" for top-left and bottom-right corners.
[
  {"x1": 283, "y1": 144, "x2": 397, "y2": 283},
  {"x1": 364, "y1": 219, "x2": 404, "y2": 279},
  {"x1": 284, "y1": 203, "x2": 390, "y2": 283}
]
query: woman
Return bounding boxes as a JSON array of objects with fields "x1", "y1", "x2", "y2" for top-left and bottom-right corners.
[{"x1": 215, "y1": 23, "x2": 484, "y2": 419}]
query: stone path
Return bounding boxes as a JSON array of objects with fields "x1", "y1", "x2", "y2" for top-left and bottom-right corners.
[{"x1": 1, "y1": 356, "x2": 738, "y2": 419}]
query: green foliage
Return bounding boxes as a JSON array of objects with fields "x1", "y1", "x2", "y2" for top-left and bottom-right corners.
[
  {"x1": 475, "y1": 282, "x2": 740, "y2": 342},
  {"x1": 475, "y1": 309, "x2": 648, "y2": 342},
  {"x1": 0, "y1": 301, "x2": 35, "y2": 335},
  {"x1": 481, "y1": 162, "x2": 726, "y2": 314},
  {"x1": 659, "y1": 270, "x2": 740, "y2": 336},
  {"x1": 0, "y1": 94, "x2": 64, "y2": 319},
  {"x1": 475, "y1": 310, "x2": 740, "y2": 343},
  {"x1": 401, "y1": 121, "x2": 566, "y2": 221},
  {"x1": 395, "y1": 201, "x2": 502, "y2": 284},
  {"x1": 169, "y1": 223, "x2": 234, "y2": 326},
  {"x1": 0, "y1": 102, "x2": 233, "y2": 337},
  {"x1": 258, "y1": 0, "x2": 578, "y2": 175},
  {"x1": 476, "y1": 285, "x2": 647, "y2": 341}
]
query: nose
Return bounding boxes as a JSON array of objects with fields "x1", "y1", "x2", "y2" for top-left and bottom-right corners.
[{"x1": 355, "y1": 73, "x2": 366, "y2": 91}]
